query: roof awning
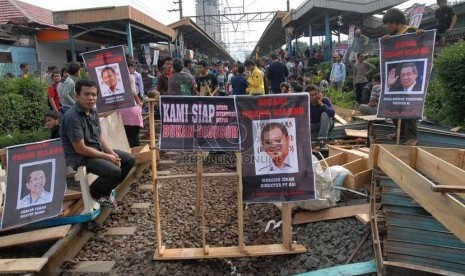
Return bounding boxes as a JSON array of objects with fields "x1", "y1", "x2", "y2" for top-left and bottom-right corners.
[
  {"x1": 169, "y1": 18, "x2": 234, "y2": 62},
  {"x1": 53, "y1": 6, "x2": 175, "y2": 44}
]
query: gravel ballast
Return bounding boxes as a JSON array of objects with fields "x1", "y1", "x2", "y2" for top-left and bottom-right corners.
[{"x1": 61, "y1": 152, "x2": 374, "y2": 275}]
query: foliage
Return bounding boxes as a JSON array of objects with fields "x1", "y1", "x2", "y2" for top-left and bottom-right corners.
[
  {"x1": 0, "y1": 129, "x2": 49, "y2": 149},
  {"x1": 434, "y1": 41, "x2": 465, "y2": 126},
  {"x1": 316, "y1": 62, "x2": 331, "y2": 78},
  {"x1": 364, "y1": 57, "x2": 380, "y2": 80},
  {"x1": 323, "y1": 88, "x2": 355, "y2": 109},
  {"x1": 424, "y1": 79, "x2": 450, "y2": 124},
  {"x1": 0, "y1": 77, "x2": 48, "y2": 134}
]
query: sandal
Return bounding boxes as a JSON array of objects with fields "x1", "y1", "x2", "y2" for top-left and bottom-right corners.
[
  {"x1": 387, "y1": 133, "x2": 397, "y2": 140},
  {"x1": 405, "y1": 139, "x2": 418, "y2": 146}
]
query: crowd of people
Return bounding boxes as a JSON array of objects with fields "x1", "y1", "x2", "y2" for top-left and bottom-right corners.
[{"x1": 3, "y1": 1, "x2": 457, "y2": 208}]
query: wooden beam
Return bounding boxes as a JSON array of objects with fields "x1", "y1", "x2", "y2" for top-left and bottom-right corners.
[
  {"x1": 0, "y1": 258, "x2": 48, "y2": 273},
  {"x1": 345, "y1": 129, "x2": 368, "y2": 138},
  {"x1": 293, "y1": 204, "x2": 370, "y2": 225},
  {"x1": 154, "y1": 244, "x2": 306, "y2": 260},
  {"x1": 334, "y1": 114, "x2": 349, "y2": 125},
  {"x1": 431, "y1": 185, "x2": 465, "y2": 193},
  {"x1": 0, "y1": 225, "x2": 71, "y2": 249},
  {"x1": 376, "y1": 145, "x2": 465, "y2": 242},
  {"x1": 415, "y1": 148, "x2": 465, "y2": 189},
  {"x1": 64, "y1": 189, "x2": 82, "y2": 201}
]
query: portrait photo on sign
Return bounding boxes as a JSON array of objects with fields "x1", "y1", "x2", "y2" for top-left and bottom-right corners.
[
  {"x1": 384, "y1": 59, "x2": 427, "y2": 94},
  {"x1": 253, "y1": 119, "x2": 298, "y2": 175},
  {"x1": 16, "y1": 159, "x2": 55, "y2": 209},
  {"x1": 95, "y1": 63, "x2": 125, "y2": 97}
]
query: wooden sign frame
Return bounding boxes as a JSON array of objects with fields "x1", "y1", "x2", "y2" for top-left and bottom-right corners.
[{"x1": 147, "y1": 99, "x2": 306, "y2": 260}]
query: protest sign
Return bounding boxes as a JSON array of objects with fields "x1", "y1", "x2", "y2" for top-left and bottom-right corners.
[
  {"x1": 82, "y1": 45, "x2": 135, "y2": 113},
  {"x1": 1, "y1": 140, "x2": 66, "y2": 230},
  {"x1": 159, "y1": 96, "x2": 240, "y2": 151},
  {"x1": 409, "y1": 4, "x2": 426, "y2": 28},
  {"x1": 348, "y1": 25, "x2": 355, "y2": 46},
  {"x1": 378, "y1": 30, "x2": 435, "y2": 119},
  {"x1": 335, "y1": 44, "x2": 349, "y2": 62},
  {"x1": 235, "y1": 94, "x2": 315, "y2": 203}
]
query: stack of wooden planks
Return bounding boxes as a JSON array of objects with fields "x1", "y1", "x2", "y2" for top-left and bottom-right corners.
[{"x1": 371, "y1": 145, "x2": 465, "y2": 275}]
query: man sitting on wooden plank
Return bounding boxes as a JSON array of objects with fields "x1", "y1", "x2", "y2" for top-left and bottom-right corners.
[
  {"x1": 306, "y1": 85, "x2": 335, "y2": 151},
  {"x1": 61, "y1": 79, "x2": 135, "y2": 208}
]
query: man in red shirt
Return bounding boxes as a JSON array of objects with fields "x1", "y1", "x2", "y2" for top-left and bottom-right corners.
[{"x1": 47, "y1": 71, "x2": 61, "y2": 113}]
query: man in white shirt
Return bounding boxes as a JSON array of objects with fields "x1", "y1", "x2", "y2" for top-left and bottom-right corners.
[
  {"x1": 18, "y1": 169, "x2": 52, "y2": 209},
  {"x1": 100, "y1": 66, "x2": 125, "y2": 97},
  {"x1": 257, "y1": 122, "x2": 298, "y2": 174}
]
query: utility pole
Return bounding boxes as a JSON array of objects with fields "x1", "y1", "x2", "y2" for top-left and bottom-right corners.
[
  {"x1": 286, "y1": 0, "x2": 290, "y2": 11},
  {"x1": 168, "y1": 0, "x2": 183, "y2": 20}
]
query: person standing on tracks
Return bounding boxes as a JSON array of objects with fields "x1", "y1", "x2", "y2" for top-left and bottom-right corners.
[
  {"x1": 382, "y1": 8, "x2": 424, "y2": 146},
  {"x1": 61, "y1": 79, "x2": 135, "y2": 208},
  {"x1": 244, "y1": 59, "x2": 265, "y2": 95},
  {"x1": 353, "y1": 53, "x2": 376, "y2": 106},
  {"x1": 267, "y1": 53, "x2": 289, "y2": 94},
  {"x1": 157, "y1": 57, "x2": 174, "y2": 94}
]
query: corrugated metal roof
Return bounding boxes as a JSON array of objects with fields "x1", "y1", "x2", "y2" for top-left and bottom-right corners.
[
  {"x1": 0, "y1": 0, "x2": 67, "y2": 29},
  {"x1": 292, "y1": 0, "x2": 406, "y2": 20}
]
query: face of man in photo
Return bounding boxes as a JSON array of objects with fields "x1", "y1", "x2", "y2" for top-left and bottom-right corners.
[
  {"x1": 26, "y1": 170, "x2": 46, "y2": 198},
  {"x1": 400, "y1": 66, "x2": 418, "y2": 89},
  {"x1": 102, "y1": 69, "x2": 118, "y2": 91},
  {"x1": 262, "y1": 127, "x2": 290, "y2": 167}
]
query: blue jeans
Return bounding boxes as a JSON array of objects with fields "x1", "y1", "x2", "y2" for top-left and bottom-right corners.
[
  {"x1": 311, "y1": 112, "x2": 334, "y2": 140},
  {"x1": 78, "y1": 149, "x2": 135, "y2": 199}
]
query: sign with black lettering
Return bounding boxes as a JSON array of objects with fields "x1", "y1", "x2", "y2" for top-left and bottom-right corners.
[
  {"x1": 378, "y1": 30, "x2": 435, "y2": 119},
  {"x1": 159, "y1": 96, "x2": 240, "y2": 151},
  {"x1": 235, "y1": 94, "x2": 315, "y2": 203},
  {"x1": 1, "y1": 140, "x2": 67, "y2": 230}
]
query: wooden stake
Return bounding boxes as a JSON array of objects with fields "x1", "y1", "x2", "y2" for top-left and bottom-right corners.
[
  {"x1": 396, "y1": 119, "x2": 402, "y2": 145},
  {"x1": 235, "y1": 152, "x2": 245, "y2": 253},
  {"x1": 281, "y1": 203, "x2": 294, "y2": 251},
  {"x1": 197, "y1": 152, "x2": 207, "y2": 254},
  {"x1": 148, "y1": 99, "x2": 162, "y2": 254}
]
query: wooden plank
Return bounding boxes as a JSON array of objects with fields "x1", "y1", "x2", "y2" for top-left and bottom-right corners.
[
  {"x1": 432, "y1": 185, "x2": 465, "y2": 193},
  {"x1": 0, "y1": 258, "x2": 48, "y2": 273},
  {"x1": 419, "y1": 147, "x2": 465, "y2": 169},
  {"x1": 345, "y1": 129, "x2": 368, "y2": 138},
  {"x1": 377, "y1": 145, "x2": 465, "y2": 242},
  {"x1": 355, "y1": 214, "x2": 370, "y2": 225},
  {"x1": 319, "y1": 152, "x2": 347, "y2": 168},
  {"x1": 342, "y1": 158, "x2": 366, "y2": 174},
  {"x1": 154, "y1": 244, "x2": 306, "y2": 260},
  {"x1": 380, "y1": 145, "x2": 412, "y2": 165},
  {"x1": 383, "y1": 260, "x2": 464, "y2": 276},
  {"x1": 131, "y1": 144, "x2": 151, "y2": 164},
  {"x1": 157, "y1": 172, "x2": 237, "y2": 180},
  {"x1": 64, "y1": 189, "x2": 82, "y2": 201},
  {"x1": 415, "y1": 148, "x2": 465, "y2": 189},
  {"x1": 0, "y1": 225, "x2": 71, "y2": 249},
  {"x1": 293, "y1": 204, "x2": 370, "y2": 225},
  {"x1": 328, "y1": 145, "x2": 369, "y2": 160},
  {"x1": 352, "y1": 169, "x2": 373, "y2": 190},
  {"x1": 334, "y1": 114, "x2": 349, "y2": 125},
  {"x1": 235, "y1": 152, "x2": 245, "y2": 253},
  {"x1": 281, "y1": 203, "x2": 294, "y2": 251}
]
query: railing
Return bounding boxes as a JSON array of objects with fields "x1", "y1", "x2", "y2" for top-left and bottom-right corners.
[{"x1": 0, "y1": 62, "x2": 69, "y2": 80}]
